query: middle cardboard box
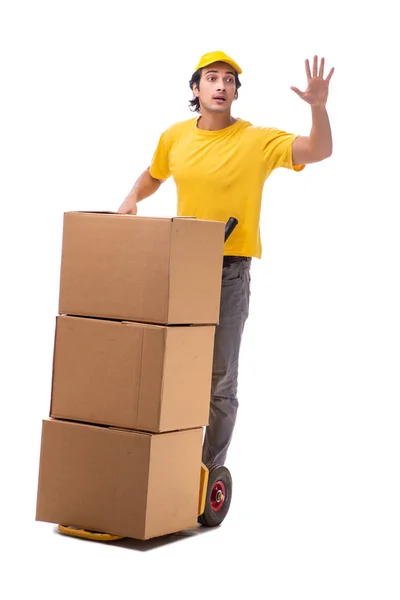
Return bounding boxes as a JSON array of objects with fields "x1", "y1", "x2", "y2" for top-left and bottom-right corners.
[{"x1": 50, "y1": 315, "x2": 215, "y2": 433}]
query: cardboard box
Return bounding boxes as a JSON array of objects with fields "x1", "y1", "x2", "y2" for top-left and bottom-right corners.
[
  {"x1": 50, "y1": 315, "x2": 215, "y2": 432},
  {"x1": 36, "y1": 419, "x2": 203, "y2": 540},
  {"x1": 58, "y1": 212, "x2": 225, "y2": 325}
]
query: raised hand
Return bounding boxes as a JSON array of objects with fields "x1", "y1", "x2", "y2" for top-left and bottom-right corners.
[{"x1": 291, "y1": 56, "x2": 334, "y2": 107}]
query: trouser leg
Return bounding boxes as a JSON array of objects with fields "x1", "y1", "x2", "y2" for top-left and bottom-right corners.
[{"x1": 202, "y1": 258, "x2": 251, "y2": 466}]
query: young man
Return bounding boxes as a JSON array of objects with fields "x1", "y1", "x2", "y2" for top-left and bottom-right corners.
[{"x1": 118, "y1": 50, "x2": 334, "y2": 468}]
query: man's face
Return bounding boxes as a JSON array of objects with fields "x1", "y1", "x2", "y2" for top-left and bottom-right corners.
[{"x1": 193, "y1": 61, "x2": 237, "y2": 114}]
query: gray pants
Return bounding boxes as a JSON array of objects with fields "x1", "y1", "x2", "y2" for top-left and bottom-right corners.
[{"x1": 202, "y1": 257, "x2": 251, "y2": 466}]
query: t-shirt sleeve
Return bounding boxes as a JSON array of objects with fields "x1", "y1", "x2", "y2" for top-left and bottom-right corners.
[
  {"x1": 262, "y1": 128, "x2": 305, "y2": 172},
  {"x1": 148, "y1": 130, "x2": 172, "y2": 180}
]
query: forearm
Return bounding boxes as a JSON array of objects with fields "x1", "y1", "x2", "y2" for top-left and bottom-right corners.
[
  {"x1": 118, "y1": 168, "x2": 162, "y2": 214},
  {"x1": 308, "y1": 105, "x2": 332, "y2": 159},
  {"x1": 125, "y1": 168, "x2": 162, "y2": 202}
]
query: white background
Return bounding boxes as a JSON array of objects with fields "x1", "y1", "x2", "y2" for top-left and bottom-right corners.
[{"x1": 1, "y1": 1, "x2": 399, "y2": 598}]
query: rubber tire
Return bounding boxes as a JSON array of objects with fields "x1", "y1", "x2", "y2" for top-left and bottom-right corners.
[{"x1": 198, "y1": 464, "x2": 232, "y2": 527}]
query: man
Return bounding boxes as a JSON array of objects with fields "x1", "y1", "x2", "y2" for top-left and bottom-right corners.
[{"x1": 118, "y1": 50, "x2": 334, "y2": 468}]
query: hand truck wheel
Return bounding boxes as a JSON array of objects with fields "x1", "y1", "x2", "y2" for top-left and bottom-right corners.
[{"x1": 198, "y1": 464, "x2": 232, "y2": 527}]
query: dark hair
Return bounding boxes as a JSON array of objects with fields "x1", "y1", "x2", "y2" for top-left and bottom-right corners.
[{"x1": 189, "y1": 68, "x2": 242, "y2": 113}]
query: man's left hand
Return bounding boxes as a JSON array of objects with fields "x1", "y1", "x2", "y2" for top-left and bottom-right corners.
[{"x1": 291, "y1": 56, "x2": 334, "y2": 107}]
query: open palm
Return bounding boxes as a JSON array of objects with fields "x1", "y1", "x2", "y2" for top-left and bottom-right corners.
[{"x1": 291, "y1": 56, "x2": 334, "y2": 107}]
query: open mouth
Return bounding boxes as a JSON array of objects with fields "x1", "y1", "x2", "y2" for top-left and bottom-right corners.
[{"x1": 213, "y1": 96, "x2": 226, "y2": 103}]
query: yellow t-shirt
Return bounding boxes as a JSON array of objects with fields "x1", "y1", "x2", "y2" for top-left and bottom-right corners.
[{"x1": 149, "y1": 117, "x2": 305, "y2": 258}]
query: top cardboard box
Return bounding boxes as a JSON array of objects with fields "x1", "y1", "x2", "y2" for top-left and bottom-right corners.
[{"x1": 58, "y1": 212, "x2": 226, "y2": 325}]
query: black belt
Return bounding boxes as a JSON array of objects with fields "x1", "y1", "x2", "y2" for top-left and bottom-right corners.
[{"x1": 223, "y1": 256, "x2": 251, "y2": 266}]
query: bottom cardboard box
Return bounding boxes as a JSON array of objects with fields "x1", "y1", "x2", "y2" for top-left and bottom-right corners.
[{"x1": 36, "y1": 419, "x2": 203, "y2": 540}]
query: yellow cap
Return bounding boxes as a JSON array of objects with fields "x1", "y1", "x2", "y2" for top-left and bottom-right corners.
[{"x1": 194, "y1": 51, "x2": 242, "y2": 74}]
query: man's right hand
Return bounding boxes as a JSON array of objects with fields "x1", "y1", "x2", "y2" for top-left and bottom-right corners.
[{"x1": 118, "y1": 195, "x2": 137, "y2": 215}]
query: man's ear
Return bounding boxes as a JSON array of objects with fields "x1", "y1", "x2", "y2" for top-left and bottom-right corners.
[{"x1": 192, "y1": 83, "x2": 200, "y2": 98}]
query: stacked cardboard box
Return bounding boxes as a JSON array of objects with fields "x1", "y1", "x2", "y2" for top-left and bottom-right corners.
[{"x1": 35, "y1": 211, "x2": 226, "y2": 540}]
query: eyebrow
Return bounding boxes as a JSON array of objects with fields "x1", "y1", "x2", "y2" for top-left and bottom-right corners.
[{"x1": 205, "y1": 69, "x2": 235, "y2": 76}]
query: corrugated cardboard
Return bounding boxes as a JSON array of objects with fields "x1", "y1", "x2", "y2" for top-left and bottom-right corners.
[
  {"x1": 36, "y1": 419, "x2": 203, "y2": 540},
  {"x1": 58, "y1": 212, "x2": 225, "y2": 325},
  {"x1": 50, "y1": 315, "x2": 215, "y2": 432}
]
